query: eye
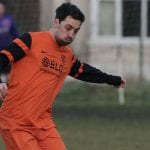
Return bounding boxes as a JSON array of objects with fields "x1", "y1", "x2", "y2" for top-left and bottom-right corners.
[
  {"x1": 65, "y1": 26, "x2": 71, "y2": 31},
  {"x1": 74, "y1": 29, "x2": 79, "y2": 33}
]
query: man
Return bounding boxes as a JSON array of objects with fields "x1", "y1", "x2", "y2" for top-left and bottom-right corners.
[
  {"x1": 0, "y1": 1, "x2": 19, "y2": 50},
  {"x1": 0, "y1": 3, "x2": 126, "y2": 150},
  {"x1": 0, "y1": 1, "x2": 19, "y2": 84}
]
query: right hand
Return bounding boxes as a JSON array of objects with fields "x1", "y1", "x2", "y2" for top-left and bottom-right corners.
[{"x1": 0, "y1": 83, "x2": 8, "y2": 101}]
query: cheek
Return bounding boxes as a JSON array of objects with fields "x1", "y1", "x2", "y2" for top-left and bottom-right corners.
[{"x1": 58, "y1": 28, "x2": 67, "y2": 38}]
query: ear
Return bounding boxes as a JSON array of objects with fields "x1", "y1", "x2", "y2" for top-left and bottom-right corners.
[{"x1": 53, "y1": 18, "x2": 59, "y2": 28}]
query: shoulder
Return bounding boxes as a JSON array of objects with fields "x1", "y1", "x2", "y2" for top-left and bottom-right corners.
[
  {"x1": 63, "y1": 46, "x2": 74, "y2": 58},
  {"x1": 0, "y1": 15, "x2": 13, "y2": 25},
  {"x1": 13, "y1": 32, "x2": 32, "y2": 48},
  {"x1": 29, "y1": 31, "x2": 50, "y2": 41},
  {"x1": 4, "y1": 15, "x2": 14, "y2": 22},
  {"x1": 64, "y1": 46, "x2": 73, "y2": 54},
  {"x1": 29, "y1": 31, "x2": 48, "y2": 37}
]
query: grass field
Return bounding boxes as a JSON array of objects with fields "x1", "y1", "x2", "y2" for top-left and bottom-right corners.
[
  {"x1": 55, "y1": 80, "x2": 150, "y2": 107},
  {"x1": 55, "y1": 113, "x2": 150, "y2": 150},
  {"x1": 0, "y1": 81, "x2": 150, "y2": 150},
  {"x1": 55, "y1": 81, "x2": 150, "y2": 150},
  {"x1": 0, "y1": 112, "x2": 150, "y2": 150}
]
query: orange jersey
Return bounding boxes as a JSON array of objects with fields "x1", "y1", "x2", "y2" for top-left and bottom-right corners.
[
  {"x1": 0, "y1": 31, "x2": 122, "y2": 130},
  {"x1": 0, "y1": 32, "x2": 75, "y2": 129}
]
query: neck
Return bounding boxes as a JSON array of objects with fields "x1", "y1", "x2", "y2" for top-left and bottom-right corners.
[
  {"x1": 49, "y1": 29, "x2": 58, "y2": 44},
  {"x1": 49, "y1": 28, "x2": 55, "y2": 38},
  {"x1": 49, "y1": 29, "x2": 66, "y2": 47}
]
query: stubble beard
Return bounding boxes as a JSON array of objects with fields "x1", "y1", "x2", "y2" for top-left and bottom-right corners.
[{"x1": 56, "y1": 38, "x2": 72, "y2": 46}]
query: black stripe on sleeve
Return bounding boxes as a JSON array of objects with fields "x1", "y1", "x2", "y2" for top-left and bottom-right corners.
[
  {"x1": 19, "y1": 33, "x2": 32, "y2": 48},
  {"x1": 0, "y1": 54, "x2": 10, "y2": 73},
  {"x1": 69, "y1": 59, "x2": 82, "y2": 76},
  {"x1": 5, "y1": 42, "x2": 26, "y2": 61}
]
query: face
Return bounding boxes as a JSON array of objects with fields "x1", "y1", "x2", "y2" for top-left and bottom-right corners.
[
  {"x1": 53, "y1": 16, "x2": 81, "y2": 46},
  {"x1": 0, "y1": 3, "x2": 5, "y2": 18}
]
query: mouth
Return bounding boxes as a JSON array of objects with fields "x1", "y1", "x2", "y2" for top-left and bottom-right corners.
[{"x1": 64, "y1": 38, "x2": 72, "y2": 42}]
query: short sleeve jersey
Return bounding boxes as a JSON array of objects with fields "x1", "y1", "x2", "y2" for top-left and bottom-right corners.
[{"x1": 0, "y1": 32, "x2": 74, "y2": 129}]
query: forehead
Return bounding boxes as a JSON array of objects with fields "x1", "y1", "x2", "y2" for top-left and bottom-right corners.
[{"x1": 61, "y1": 16, "x2": 81, "y2": 28}]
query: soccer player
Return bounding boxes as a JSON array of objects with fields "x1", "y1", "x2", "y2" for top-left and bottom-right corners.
[{"x1": 0, "y1": 3, "x2": 126, "y2": 150}]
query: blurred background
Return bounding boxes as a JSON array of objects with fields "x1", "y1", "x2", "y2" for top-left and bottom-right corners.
[{"x1": 0, "y1": 0, "x2": 150, "y2": 150}]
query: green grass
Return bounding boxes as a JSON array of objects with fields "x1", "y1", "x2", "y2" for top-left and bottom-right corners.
[
  {"x1": 55, "y1": 80, "x2": 150, "y2": 107},
  {"x1": 0, "y1": 80, "x2": 150, "y2": 149},
  {"x1": 0, "y1": 115, "x2": 150, "y2": 150},
  {"x1": 0, "y1": 140, "x2": 5, "y2": 150},
  {"x1": 53, "y1": 80, "x2": 150, "y2": 150},
  {"x1": 55, "y1": 115, "x2": 150, "y2": 150}
]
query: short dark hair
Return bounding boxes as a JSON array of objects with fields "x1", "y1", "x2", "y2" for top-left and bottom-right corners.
[{"x1": 55, "y1": 3, "x2": 85, "y2": 23}]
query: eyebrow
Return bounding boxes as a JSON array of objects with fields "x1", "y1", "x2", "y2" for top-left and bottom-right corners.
[{"x1": 65, "y1": 24, "x2": 80, "y2": 30}]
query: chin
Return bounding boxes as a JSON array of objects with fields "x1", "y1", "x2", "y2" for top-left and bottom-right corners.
[{"x1": 60, "y1": 41, "x2": 72, "y2": 46}]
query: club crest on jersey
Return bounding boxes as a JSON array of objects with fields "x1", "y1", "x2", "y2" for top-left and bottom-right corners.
[{"x1": 61, "y1": 55, "x2": 66, "y2": 63}]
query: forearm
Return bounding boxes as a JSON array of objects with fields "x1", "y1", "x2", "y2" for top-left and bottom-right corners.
[
  {"x1": 0, "y1": 54, "x2": 10, "y2": 73},
  {"x1": 77, "y1": 63, "x2": 121, "y2": 86},
  {"x1": 69, "y1": 61, "x2": 122, "y2": 86}
]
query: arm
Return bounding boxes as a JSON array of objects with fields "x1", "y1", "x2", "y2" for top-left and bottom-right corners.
[
  {"x1": 69, "y1": 59, "x2": 125, "y2": 87},
  {"x1": 0, "y1": 33, "x2": 32, "y2": 72},
  {"x1": 0, "y1": 33, "x2": 32, "y2": 100}
]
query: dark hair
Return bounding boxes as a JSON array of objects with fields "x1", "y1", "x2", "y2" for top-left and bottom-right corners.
[{"x1": 55, "y1": 3, "x2": 85, "y2": 23}]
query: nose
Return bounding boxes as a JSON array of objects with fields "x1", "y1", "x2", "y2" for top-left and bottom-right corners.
[{"x1": 68, "y1": 31, "x2": 74, "y2": 39}]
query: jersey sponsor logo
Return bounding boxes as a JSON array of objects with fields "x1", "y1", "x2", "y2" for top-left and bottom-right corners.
[{"x1": 42, "y1": 57, "x2": 64, "y2": 73}]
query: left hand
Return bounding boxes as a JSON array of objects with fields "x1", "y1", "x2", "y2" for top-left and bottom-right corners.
[
  {"x1": 0, "y1": 83, "x2": 8, "y2": 101},
  {"x1": 118, "y1": 79, "x2": 126, "y2": 88}
]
